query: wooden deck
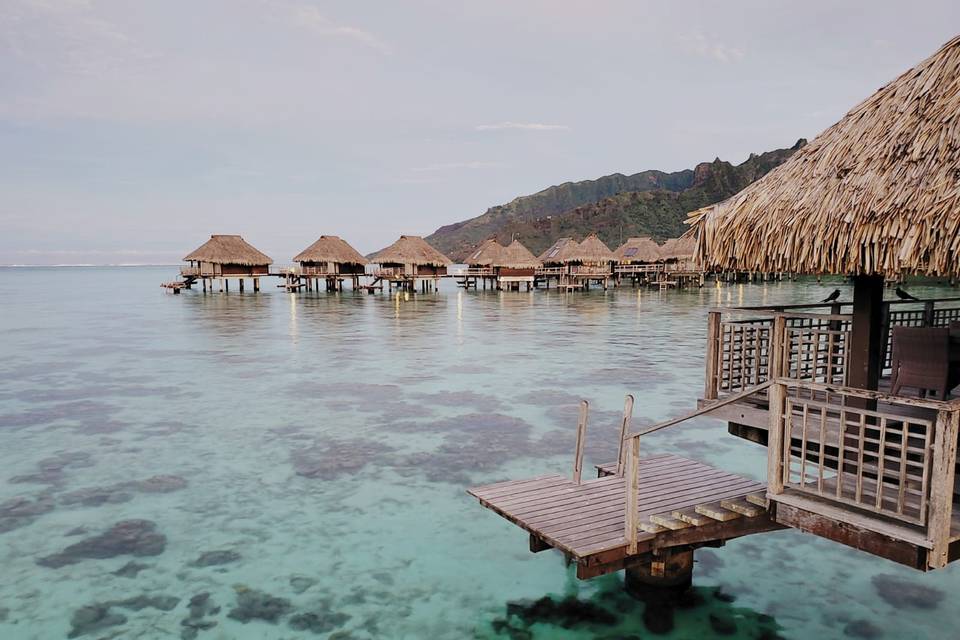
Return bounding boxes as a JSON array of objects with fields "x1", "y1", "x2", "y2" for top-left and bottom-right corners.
[{"x1": 468, "y1": 453, "x2": 781, "y2": 578}]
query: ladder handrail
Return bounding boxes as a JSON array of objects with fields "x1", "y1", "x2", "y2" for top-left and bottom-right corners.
[{"x1": 623, "y1": 380, "x2": 774, "y2": 441}]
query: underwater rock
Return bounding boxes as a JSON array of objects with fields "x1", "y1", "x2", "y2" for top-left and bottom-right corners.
[
  {"x1": 0, "y1": 494, "x2": 55, "y2": 533},
  {"x1": 0, "y1": 606, "x2": 8, "y2": 622},
  {"x1": 227, "y1": 588, "x2": 291, "y2": 623},
  {"x1": 180, "y1": 618, "x2": 217, "y2": 640},
  {"x1": 111, "y1": 594, "x2": 180, "y2": 612},
  {"x1": 289, "y1": 575, "x2": 317, "y2": 594},
  {"x1": 709, "y1": 612, "x2": 738, "y2": 635},
  {"x1": 187, "y1": 592, "x2": 219, "y2": 619},
  {"x1": 288, "y1": 610, "x2": 352, "y2": 634},
  {"x1": 59, "y1": 486, "x2": 134, "y2": 507},
  {"x1": 67, "y1": 604, "x2": 127, "y2": 638},
  {"x1": 190, "y1": 550, "x2": 241, "y2": 567},
  {"x1": 37, "y1": 519, "x2": 166, "y2": 568},
  {"x1": 291, "y1": 439, "x2": 395, "y2": 480},
  {"x1": 58, "y1": 475, "x2": 187, "y2": 509},
  {"x1": 844, "y1": 619, "x2": 884, "y2": 638},
  {"x1": 112, "y1": 561, "x2": 150, "y2": 578},
  {"x1": 506, "y1": 596, "x2": 617, "y2": 629},
  {"x1": 871, "y1": 573, "x2": 944, "y2": 610},
  {"x1": 130, "y1": 475, "x2": 188, "y2": 493},
  {"x1": 491, "y1": 619, "x2": 533, "y2": 640}
]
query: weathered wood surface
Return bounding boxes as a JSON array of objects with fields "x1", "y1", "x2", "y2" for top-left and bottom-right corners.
[{"x1": 468, "y1": 454, "x2": 770, "y2": 569}]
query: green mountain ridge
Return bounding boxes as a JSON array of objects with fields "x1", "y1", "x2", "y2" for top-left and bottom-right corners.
[{"x1": 426, "y1": 139, "x2": 805, "y2": 260}]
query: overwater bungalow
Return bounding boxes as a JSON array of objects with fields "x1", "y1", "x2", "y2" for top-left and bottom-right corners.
[
  {"x1": 468, "y1": 33, "x2": 960, "y2": 591},
  {"x1": 495, "y1": 239, "x2": 542, "y2": 291},
  {"x1": 564, "y1": 234, "x2": 616, "y2": 290},
  {"x1": 369, "y1": 235, "x2": 451, "y2": 292},
  {"x1": 292, "y1": 235, "x2": 368, "y2": 292},
  {"x1": 458, "y1": 238, "x2": 503, "y2": 290},
  {"x1": 657, "y1": 236, "x2": 705, "y2": 287},
  {"x1": 613, "y1": 236, "x2": 663, "y2": 286},
  {"x1": 535, "y1": 237, "x2": 578, "y2": 288},
  {"x1": 177, "y1": 234, "x2": 273, "y2": 293}
]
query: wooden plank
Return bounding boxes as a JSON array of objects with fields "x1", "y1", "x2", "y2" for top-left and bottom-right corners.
[
  {"x1": 615, "y1": 395, "x2": 634, "y2": 477},
  {"x1": 672, "y1": 507, "x2": 713, "y2": 526},
  {"x1": 775, "y1": 502, "x2": 925, "y2": 570},
  {"x1": 650, "y1": 514, "x2": 691, "y2": 530},
  {"x1": 720, "y1": 497, "x2": 765, "y2": 517},
  {"x1": 696, "y1": 502, "x2": 742, "y2": 522},
  {"x1": 625, "y1": 437, "x2": 639, "y2": 553},
  {"x1": 745, "y1": 492, "x2": 766, "y2": 507},
  {"x1": 928, "y1": 409, "x2": 959, "y2": 568},
  {"x1": 639, "y1": 521, "x2": 666, "y2": 533}
]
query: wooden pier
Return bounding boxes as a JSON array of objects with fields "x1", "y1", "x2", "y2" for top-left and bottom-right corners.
[{"x1": 469, "y1": 453, "x2": 780, "y2": 579}]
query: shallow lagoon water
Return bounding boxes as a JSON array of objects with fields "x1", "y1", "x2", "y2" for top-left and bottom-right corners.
[{"x1": 1, "y1": 266, "x2": 958, "y2": 639}]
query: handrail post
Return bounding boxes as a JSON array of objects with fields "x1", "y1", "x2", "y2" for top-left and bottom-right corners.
[
  {"x1": 927, "y1": 408, "x2": 959, "y2": 569},
  {"x1": 624, "y1": 435, "x2": 640, "y2": 554},
  {"x1": 616, "y1": 395, "x2": 635, "y2": 477},
  {"x1": 767, "y1": 315, "x2": 788, "y2": 498},
  {"x1": 704, "y1": 311, "x2": 721, "y2": 400},
  {"x1": 923, "y1": 300, "x2": 936, "y2": 327},
  {"x1": 573, "y1": 401, "x2": 589, "y2": 485}
]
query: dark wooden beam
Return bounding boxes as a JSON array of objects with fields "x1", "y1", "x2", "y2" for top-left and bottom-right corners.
[{"x1": 848, "y1": 274, "x2": 885, "y2": 392}]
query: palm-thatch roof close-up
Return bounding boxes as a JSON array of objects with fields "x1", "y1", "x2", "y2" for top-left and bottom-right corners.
[
  {"x1": 566, "y1": 234, "x2": 616, "y2": 264},
  {"x1": 183, "y1": 235, "x2": 273, "y2": 266},
  {"x1": 496, "y1": 240, "x2": 542, "y2": 268},
  {"x1": 614, "y1": 237, "x2": 663, "y2": 264},
  {"x1": 659, "y1": 236, "x2": 696, "y2": 261},
  {"x1": 686, "y1": 34, "x2": 960, "y2": 278},
  {"x1": 293, "y1": 236, "x2": 368, "y2": 265},
  {"x1": 538, "y1": 238, "x2": 579, "y2": 264},
  {"x1": 370, "y1": 235, "x2": 452, "y2": 267},
  {"x1": 465, "y1": 238, "x2": 505, "y2": 266}
]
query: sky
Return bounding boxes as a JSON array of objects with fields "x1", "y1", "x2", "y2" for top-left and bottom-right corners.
[{"x1": 1, "y1": 1, "x2": 958, "y2": 265}]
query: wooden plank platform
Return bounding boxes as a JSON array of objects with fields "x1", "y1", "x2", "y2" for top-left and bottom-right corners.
[{"x1": 469, "y1": 454, "x2": 780, "y2": 577}]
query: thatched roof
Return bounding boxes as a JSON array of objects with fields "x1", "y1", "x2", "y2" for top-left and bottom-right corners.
[
  {"x1": 687, "y1": 35, "x2": 960, "y2": 278},
  {"x1": 495, "y1": 240, "x2": 542, "y2": 268},
  {"x1": 660, "y1": 236, "x2": 696, "y2": 261},
  {"x1": 539, "y1": 238, "x2": 578, "y2": 264},
  {"x1": 465, "y1": 238, "x2": 505, "y2": 266},
  {"x1": 566, "y1": 234, "x2": 616, "y2": 263},
  {"x1": 183, "y1": 235, "x2": 273, "y2": 266},
  {"x1": 614, "y1": 237, "x2": 662, "y2": 263},
  {"x1": 370, "y1": 235, "x2": 452, "y2": 266},
  {"x1": 293, "y1": 236, "x2": 368, "y2": 265}
]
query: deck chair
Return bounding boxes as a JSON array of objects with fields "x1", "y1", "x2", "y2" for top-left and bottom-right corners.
[{"x1": 890, "y1": 326, "x2": 950, "y2": 398}]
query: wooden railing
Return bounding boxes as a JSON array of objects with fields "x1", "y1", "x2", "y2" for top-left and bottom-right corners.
[
  {"x1": 767, "y1": 375, "x2": 960, "y2": 568},
  {"x1": 536, "y1": 266, "x2": 566, "y2": 276},
  {"x1": 180, "y1": 266, "x2": 199, "y2": 277},
  {"x1": 569, "y1": 265, "x2": 612, "y2": 276},
  {"x1": 614, "y1": 264, "x2": 662, "y2": 275},
  {"x1": 705, "y1": 310, "x2": 853, "y2": 400},
  {"x1": 454, "y1": 267, "x2": 495, "y2": 277}
]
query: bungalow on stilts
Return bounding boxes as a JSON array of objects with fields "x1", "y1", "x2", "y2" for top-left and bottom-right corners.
[
  {"x1": 292, "y1": 235, "x2": 369, "y2": 292},
  {"x1": 168, "y1": 234, "x2": 273, "y2": 294},
  {"x1": 613, "y1": 237, "x2": 663, "y2": 286},
  {"x1": 369, "y1": 235, "x2": 451, "y2": 293}
]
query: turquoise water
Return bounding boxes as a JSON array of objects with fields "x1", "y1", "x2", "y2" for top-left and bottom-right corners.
[{"x1": 1, "y1": 266, "x2": 957, "y2": 639}]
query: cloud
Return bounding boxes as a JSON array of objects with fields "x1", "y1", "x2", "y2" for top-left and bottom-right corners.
[
  {"x1": 679, "y1": 31, "x2": 745, "y2": 63},
  {"x1": 474, "y1": 122, "x2": 570, "y2": 131},
  {"x1": 410, "y1": 161, "x2": 506, "y2": 172},
  {"x1": 288, "y1": 4, "x2": 391, "y2": 54}
]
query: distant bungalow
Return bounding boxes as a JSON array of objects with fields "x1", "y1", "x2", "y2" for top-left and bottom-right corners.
[
  {"x1": 614, "y1": 237, "x2": 664, "y2": 285},
  {"x1": 460, "y1": 238, "x2": 542, "y2": 290},
  {"x1": 370, "y1": 235, "x2": 452, "y2": 292},
  {"x1": 564, "y1": 234, "x2": 616, "y2": 290},
  {"x1": 293, "y1": 235, "x2": 368, "y2": 291},
  {"x1": 181, "y1": 234, "x2": 272, "y2": 293}
]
